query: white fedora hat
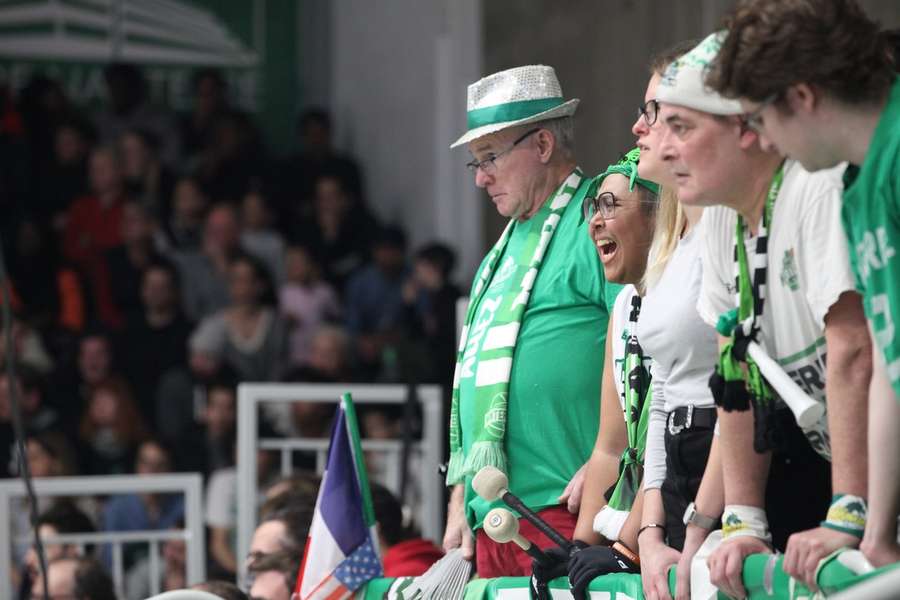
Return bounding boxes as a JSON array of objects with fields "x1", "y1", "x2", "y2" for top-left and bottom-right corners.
[{"x1": 450, "y1": 65, "x2": 579, "y2": 149}]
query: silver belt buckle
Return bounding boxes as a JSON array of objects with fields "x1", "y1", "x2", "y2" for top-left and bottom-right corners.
[{"x1": 667, "y1": 404, "x2": 694, "y2": 436}]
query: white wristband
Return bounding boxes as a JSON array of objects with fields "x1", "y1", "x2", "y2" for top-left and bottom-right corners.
[
  {"x1": 721, "y1": 504, "x2": 772, "y2": 543},
  {"x1": 593, "y1": 505, "x2": 629, "y2": 541}
]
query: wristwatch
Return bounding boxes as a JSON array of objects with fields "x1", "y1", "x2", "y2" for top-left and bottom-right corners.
[{"x1": 683, "y1": 502, "x2": 717, "y2": 529}]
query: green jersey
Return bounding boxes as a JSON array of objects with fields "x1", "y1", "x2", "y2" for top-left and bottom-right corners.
[
  {"x1": 842, "y1": 77, "x2": 900, "y2": 396},
  {"x1": 459, "y1": 175, "x2": 621, "y2": 529}
]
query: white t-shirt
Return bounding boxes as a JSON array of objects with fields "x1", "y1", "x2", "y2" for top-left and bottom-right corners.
[
  {"x1": 640, "y1": 226, "x2": 719, "y2": 490},
  {"x1": 610, "y1": 285, "x2": 652, "y2": 411},
  {"x1": 697, "y1": 160, "x2": 854, "y2": 459}
]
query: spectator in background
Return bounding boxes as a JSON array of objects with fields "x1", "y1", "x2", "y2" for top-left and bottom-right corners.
[
  {"x1": 164, "y1": 176, "x2": 208, "y2": 252},
  {"x1": 345, "y1": 227, "x2": 408, "y2": 378},
  {"x1": 18, "y1": 75, "x2": 77, "y2": 181},
  {"x1": 283, "y1": 108, "x2": 365, "y2": 213},
  {"x1": 0, "y1": 366, "x2": 61, "y2": 453},
  {"x1": 247, "y1": 507, "x2": 311, "y2": 567},
  {"x1": 18, "y1": 501, "x2": 96, "y2": 599},
  {"x1": 30, "y1": 557, "x2": 116, "y2": 600},
  {"x1": 180, "y1": 68, "x2": 229, "y2": 161},
  {"x1": 294, "y1": 174, "x2": 373, "y2": 290},
  {"x1": 370, "y1": 483, "x2": 443, "y2": 577},
  {"x1": 78, "y1": 378, "x2": 147, "y2": 475},
  {"x1": 196, "y1": 110, "x2": 266, "y2": 204},
  {"x1": 280, "y1": 245, "x2": 340, "y2": 368},
  {"x1": 62, "y1": 145, "x2": 126, "y2": 266},
  {"x1": 189, "y1": 252, "x2": 287, "y2": 383},
  {"x1": 6, "y1": 219, "x2": 87, "y2": 334},
  {"x1": 125, "y1": 520, "x2": 188, "y2": 598},
  {"x1": 173, "y1": 203, "x2": 242, "y2": 321},
  {"x1": 120, "y1": 128, "x2": 176, "y2": 221},
  {"x1": 241, "y1": 188, "x2": 285, "y2": 285},
  {"x1": 118, "y1": 259, "x2": 192, "y2": 425},
  {"x1": 402, "y1": 243, "x2": 462, "y2": 384},
  {"x1": 102, "y1": 439, "x2": 184, "y2": 569},
  {"x1": 175, "y1": 375, "x2": 236, "y2": 478},
  {"x1": 95, "y1": 63, "x2": 180, "y2": 166},
  {"x1": 98, "y1": 200, "x2": 166, "y2": 323},
  {"x1": 285, "y1": 325, "x2": 352, "y2": 384},
  {"x1": 247, "y1": 550, "x2": 298, "y2": 600},
  {"x1": 34, "y1": 117, "x2": 93, "y2": 229},
  {"x1": 49, "y1": 330, "x2": 117, "y2": 423}
]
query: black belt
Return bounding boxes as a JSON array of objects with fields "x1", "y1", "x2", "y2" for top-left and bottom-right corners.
[{"x1": 667, "y1": 405, "x2": 717, "y2": 435}]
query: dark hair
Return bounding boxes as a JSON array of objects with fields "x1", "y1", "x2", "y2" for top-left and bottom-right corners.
[
  {"x1": 37, "y1": 501, "x2": 96, "y2": 554},
  {"x1": 73, "y1": 557, "x2": 116, "y2": 600},
  {"x1": 0, "y1": 361, "x2": 43, "y2": 395},
  {"x1": 25, "y1": 431, "x2": 77, "y2": 476},
  {"x1": 370, "y1": 482, "x2": 416, "y2": 546},
  {"x1": 143, "y1": 257, "x2": 182, "y2": 292},
  {"x1": 415, "y1": 243, "x2": 456, "y2": 278},
  {"x1": 193, "y1": 581, "x2": 248, "y2": 600},
  {"x1": 297, "y1": 108, "x2": 332, "y2": 134},
  {"x1": 707, "y1": 0, "x2": 895, "y2": 105},
  {"x1": 248, "y1": 550, "x2": 301, "y2": 593},
  {"x1": 372, "y1": 226, "x2": 407, "y2": 252},
  {"x1": 38, "y1": 500, "x2": 96, "y2": 534},
  {"x1": 259, "y1": 506, "x2": 314, "y2": 554},
  {"x1": 228, "y1": 251, "x2": 277, "y2": 308},
  {"x1": 649, "y1": 38, "x2": 700, "y2": 76}
]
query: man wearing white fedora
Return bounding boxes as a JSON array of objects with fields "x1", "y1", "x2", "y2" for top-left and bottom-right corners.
[{"x1": 443, "y1": 65, "x2": 622, "y2": 576}]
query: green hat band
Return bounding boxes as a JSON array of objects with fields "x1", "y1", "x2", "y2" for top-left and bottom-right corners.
[
  {"x1": 587, "y1": 147, "x2": 660, "y2": 199},
  {"x1": 467, "y1": 97, "x2": 564, "y2": 129}
]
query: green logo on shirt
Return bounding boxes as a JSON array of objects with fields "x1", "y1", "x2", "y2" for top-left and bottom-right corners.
[{"x1": 781, "y1": 248, "x2": 799, "y2": 291}]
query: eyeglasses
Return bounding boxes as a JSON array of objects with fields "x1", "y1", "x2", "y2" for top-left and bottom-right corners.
[
  {"x1": 638, "y1": 99, "x2": 659, "y2": 127},
  {"x1": 583, "y1": 191, "x2": 657, "y2": 221},
  {"x1": 466, "y1": 128, "x2": 540, "y2": 174},
  {"x1": 742, "y1": 94, "x2": 779, "y2": 132}
]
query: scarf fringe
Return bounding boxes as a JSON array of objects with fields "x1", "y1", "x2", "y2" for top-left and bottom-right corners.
[
  {"x1": 445, "y1": 449, "x2": 466, "y2": 485},
  {"x1": 461, "y1": 441, "x2": 508, "y2": 480}
]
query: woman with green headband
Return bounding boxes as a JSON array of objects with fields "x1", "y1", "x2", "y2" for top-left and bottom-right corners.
[{"x1": 531, "y1": 149, "x2": 660, "y2": 598}]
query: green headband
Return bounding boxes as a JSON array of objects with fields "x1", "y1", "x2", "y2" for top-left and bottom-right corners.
[{"x1": 586, "y1": 148, "x2": 660, "y2": 200}]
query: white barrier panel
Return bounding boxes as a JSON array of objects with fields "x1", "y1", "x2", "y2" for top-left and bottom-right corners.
[
  {"x1": 0, "y1": 473, "x2": 205, "y2": 599},
  {"x1": 236, "y1": 383, "x2": 444, "y2": 584}
]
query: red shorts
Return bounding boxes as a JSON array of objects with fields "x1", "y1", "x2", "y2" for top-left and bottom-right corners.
[{"x1": 475, "y1": 505, "x2": 577, "y2": 578}]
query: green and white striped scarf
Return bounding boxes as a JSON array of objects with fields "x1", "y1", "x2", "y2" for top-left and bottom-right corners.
[{"x1": 446, "y1": 169, "x2": 585, "y2": 485}]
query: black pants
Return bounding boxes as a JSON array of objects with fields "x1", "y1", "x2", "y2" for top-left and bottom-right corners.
[
  {"x1": 661, "y1": 422, "x2": 716, "y2": 551},
  {"x1": 660, "y1": 408, "x2": 831, "y2": 552}
]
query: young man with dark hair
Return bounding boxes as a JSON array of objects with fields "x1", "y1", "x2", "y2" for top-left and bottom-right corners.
[
  {"x1": 707, "y1": 0, "x2": 900, "y2": 571},
  {"x1": 247, "y1": 550, "x2": 299, "y2": 600}
]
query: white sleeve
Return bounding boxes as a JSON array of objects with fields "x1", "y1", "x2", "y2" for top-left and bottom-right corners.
[
  {"x1": 205, "y1": 469, "x2": 236, "y2": 527},
  {"x1": 643, "y1": 358, "x2": 669, "y2": 490},
  {"x1": 189, "y1": 313, "x2": 227, "y2": 357},
  {"x1": 797, "y1": 176, "x2": 857, "y2": 326},
  {"x1": 696, "y1": 208, "x2": 734, "y2": 329}
]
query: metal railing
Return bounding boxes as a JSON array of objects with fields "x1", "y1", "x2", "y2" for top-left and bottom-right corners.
[
  {"x1": 236, "y1": 383, "x2": 444, "y2": 583},
  {"x1": 0, "y1": 473, "x2": 205, "y2": 599}
]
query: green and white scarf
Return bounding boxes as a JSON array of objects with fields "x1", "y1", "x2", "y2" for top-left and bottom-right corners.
[
  {"x1": 606, "y1": 294, "x2": 652, "y2": 512},
  {"x1": 446, "y1": 169, "x2": 585, "y2": 485},
  {"x1": 711, "y1": 163, "x2": 785, "y2": 453}
]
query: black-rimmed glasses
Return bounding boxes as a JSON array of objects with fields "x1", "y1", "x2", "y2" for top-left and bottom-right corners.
[
  {"x1": 466, "y1": 128, "x2": 541, "y2": 174},
  {"x1": 583, "y1": 191, "x2": 657, "y2": 221},
  {"x1": 638, "y1": 100, "x2": 659, "y2": 127}
]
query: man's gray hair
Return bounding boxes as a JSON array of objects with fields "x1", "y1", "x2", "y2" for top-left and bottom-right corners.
[{"x1": 539, "y1": 116, "x2": 576, "y2": 161}]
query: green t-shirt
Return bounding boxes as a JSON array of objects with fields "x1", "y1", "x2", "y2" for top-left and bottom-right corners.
[
  {"x1": 842, "y1": 76, "x2": 900, "y2": 397},
  {"x1": 458, "y1": 174, "x2": 622, "y2": 529}
]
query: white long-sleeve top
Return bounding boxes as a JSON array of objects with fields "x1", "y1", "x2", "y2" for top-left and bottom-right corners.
[{"x1": 638, "y1": 225, "x2": 719, "y2": 490}]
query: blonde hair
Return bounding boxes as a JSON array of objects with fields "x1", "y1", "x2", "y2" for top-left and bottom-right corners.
[{"x1": 643, "y1": 186, "x2": 686, "y2": 291}]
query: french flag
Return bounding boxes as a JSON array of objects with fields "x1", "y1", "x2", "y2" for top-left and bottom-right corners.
[{"x1": 294, "y1": 394, "x2": 383, "y2": 599}]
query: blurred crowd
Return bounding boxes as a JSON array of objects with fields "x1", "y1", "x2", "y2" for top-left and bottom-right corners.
[{"x1": 0, "y1": 63, "x2": 457, "y2": 598}]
